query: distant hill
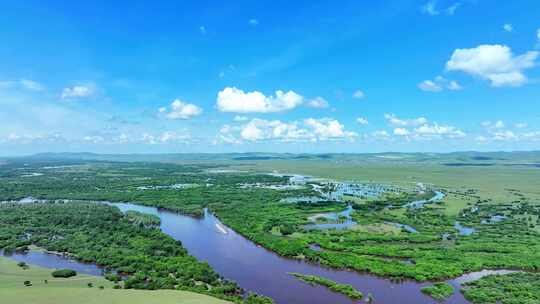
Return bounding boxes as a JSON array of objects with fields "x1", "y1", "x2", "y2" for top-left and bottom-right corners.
[{"x1": 2, "y1": 151, "x2": 539, "y2": 167}]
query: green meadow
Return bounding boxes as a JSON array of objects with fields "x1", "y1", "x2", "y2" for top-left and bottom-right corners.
[{"x1": 0, "y1": 257, "x2": 231, "y2": 304}]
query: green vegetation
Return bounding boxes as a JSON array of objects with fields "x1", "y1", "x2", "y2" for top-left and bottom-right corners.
[
  {"x1": 125, "y1": 210, "x2": 161, "y2": 227},
  {"x1": 0, "y1": 256, "x2": 231, "y2": 304},
  {"x1": 289, "y1": 273, "x2": 363, "y2": 299},
  {"x1": 421, "y1": 282, "x2": 454, "y2": 300},
  {"x1": 0, "y1": 202, "x2": 242, "y2": 302},
  {"x1": 461, "y1": 272, "x2": 540, "y2": 304},
  {"x1": 51, "y1": 269, "x2": 77, "y2": 278},
  {"x1": 3, "y1": 153, "x2": 540, "y2": 302}
]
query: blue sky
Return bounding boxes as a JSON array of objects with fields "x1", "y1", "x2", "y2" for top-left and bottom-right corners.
[{"x1": 1, "y1": 0, "x2": 539, "y2": 155}]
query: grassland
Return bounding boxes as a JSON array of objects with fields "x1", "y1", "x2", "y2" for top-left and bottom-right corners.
[
  {"x1": 239, "y1": 158, "x2": 540, "y2": 216},
  {"x1": 0, "y1": 256, "x2": 231, "y2": 304}
]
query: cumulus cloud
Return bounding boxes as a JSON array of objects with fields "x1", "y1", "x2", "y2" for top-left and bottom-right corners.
[
  {"x1": 384, "y1": 113, "x2": 427, "y2": 127},
  {"x1": 249, "y1": 19, "x2": 259, "y2": 26},
  {"x1": 352, "y1": 90, "x2": 365, "y2": 99},
  {"x1": 216, "y1": 87, "x2": 304, "y2": 113},
  {"x1": 503, "y1": 24, "x2": 513, "y2": 32},
  {"x1": 515, "y1": 122, "x2": 528, "y2": 129},
  {"x1": 356, "y1": 117, "x2": 369, "y2": 125},
  {"x1": 199, "y1": 26, "x2": 206, "y2": 35},
  {"x1": 307, "y1": 97, "x2": 329, "y2": 108},
  {"x1": 304, "y1": 118, "x2": 357, "y2": 140},
  {"x1": 61, "y1": 85, "x2": 95, "y2": 99},
  {"x1": 159, "y1": 99, "x2": 202, "y2": 120},
  {"x1": 217, "y1": 118, "x2": 356, "y2": 143},
  {"x1": 383, "y1": 114, "x2": 466, "y2": 140},
  {"x1": 446, "y1": 44, "x2": 538, "y2": 87}
]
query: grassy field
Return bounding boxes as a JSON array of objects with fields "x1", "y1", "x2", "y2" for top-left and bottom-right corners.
[
  {"x1": 0, "y1": 257, "x2": 231, "y2": 304},
  {"x1": 237, "y1": 159, "x2": 540, "y2": 216}
]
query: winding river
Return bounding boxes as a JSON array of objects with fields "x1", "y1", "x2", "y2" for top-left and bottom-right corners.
[{"x1": 3, "y1": 199, "x2": 515, "y2": 304}]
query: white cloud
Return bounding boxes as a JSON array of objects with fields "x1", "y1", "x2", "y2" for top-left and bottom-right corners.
[
  {"x1": 523, "y1": 131, "x2": 540, "y2": 141},
  {"x1": 218, "y1": 117, "x2": 356, "y2": 143},
  {"x1": 352, "y1": 90, "x2": 365, "y2": 99},
  {"x1": 447, "y1": 80, "x2": 463, "y2": 91},
  {"x1": 503, "y1": 24, "x2": 513, "y2": 32},
  {"x1": 446, "y1": 44, "x2": 538, "y2": 87},
  {"x1": 422, "y1": 1, "x2": 460, "y2": 16},
  {"x1": 384, "y1": 113, "x2": 427, "y2": 127},
  {"x1": 356, "y1": 117, "x2": 369, "y2": 125},
  {"x1": 233, "y1": 115, "x2": 249, "y2": 122},
  {"x1": 304, "y1": 118, "x2": 357, "y2": 140},
  {"x1": 371, "y1": 130, "x2": 390, "y2": 140},
  {"x1": 515, "y1": 122, "x2": 528, "y2": 129},
  {"x1": 216, "y1": 87, "x2": 304, "y2": 113},
  {"x1": 199, "y1": 26, "x2": 206, "y2": 35},
  {"x1": 393, "y1": 128, "x2": 410, "y2": 136},
  {"x1": 418, "y1": 80, "x2": 442, "y2": 92},
  {"x1": 159, "y1": 99, "x2": 203, "y2": 120},
  {"x1": 0, "y1": 79, "x2": 44, "y2": 91},
  {"x1": 413, "y1": 123, "x2": 466, "y2": 139},
  {"x1": 61, "y1": 85, "x2": 95, "y2": 99},
  {"x1": 445, "y1": 2, "x2": 461, "y2": 15},
  {"x1": 481, "y1": 120, "x2": 505, "y2": 129},
  {"x1": 493, "y1": 130, "x2": 517, "y2": 141},
  {"x1": 249, "y1": 19, "x2": 259, "y2": 26},
  {"x1": 475, "y1": 135, "x2": 488, "y2": 143},
  {"x1": 419, "y1": 76, "x2": 462, "y2": 92},
  {"x1": 2, "y1": 132, "x2": 65, "y2": 144},
  {"x1": 307, "y1": 97, "x2": 329, "y2": 108},
  {"x1": 83, "y1": 135, "x2": 105, "y2": 143},
  {"x1": 140, "y1": 131, "x2": 192, "y2": 144},
  {"x1": 422, "y1": 1, "x2": 439, "y2": 15},
  {"x1": 383, "y1": 114, "x2": 466, "y2": 141},
  {"x1": 20, "y1": 79, "x2": 44, "y2": 91}
]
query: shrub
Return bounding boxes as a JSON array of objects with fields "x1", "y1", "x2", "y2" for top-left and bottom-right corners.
[
  {"x1": 105, "y1": 273, "x2": 121, "y2": 282},
  {"x1": 51, "y1": 269, "x2": 77, "y2": 278}
]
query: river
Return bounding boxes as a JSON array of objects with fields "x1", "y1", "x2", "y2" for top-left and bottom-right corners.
[{"x1": 2, "y1": 198, "x2": 512, "y2": 304}]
